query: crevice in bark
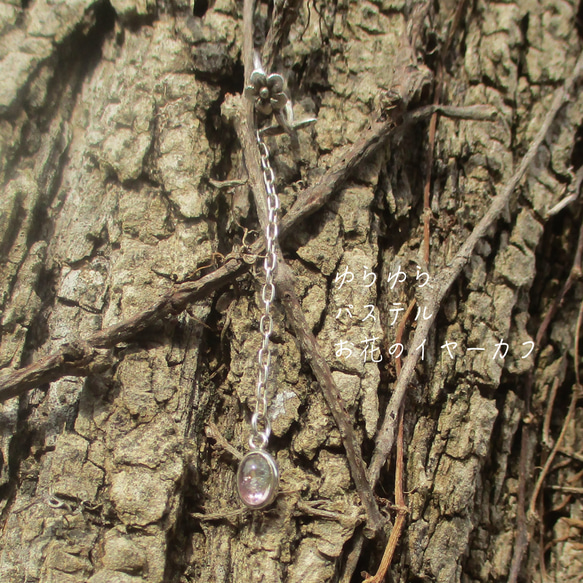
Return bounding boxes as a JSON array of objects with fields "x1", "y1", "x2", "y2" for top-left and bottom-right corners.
[
  {"x1": 164, "y1": 487, "x2": 198, "y2": 583},
  {"x1": 294, "y1": 47, "x2": 331, "y2": 114},
  {"x1": 166, "y1": 311, "x2": 231, "y2": 579},
  {"x1": 192, "y1": 0, "x2": 209, "y2": 18},
  {"x1": 0, "y1": 395, "x2": 36, "y2": 525},
  {"x1": 530, "y1": 208, "x2": 582, "y2": 338},
  {"x1": 576, "y1": 0, "x2": 583, "y2": 39},
  {"x1": 515, "y1": 13, "x2": 530, "y2": 87},
  {"x1": 571, "y1": 123, "x2": 583, "y2": 171},
  {"x1": 26, "y1": 0, "x2": 116, "y2": 127},
  {"x1": 0, "y1": 197, "x2": 26, "y2": 264}
]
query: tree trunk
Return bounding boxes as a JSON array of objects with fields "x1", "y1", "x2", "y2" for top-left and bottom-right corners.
[{"x1": 1, "y1": 1, "x2": 582, "y2": 582}]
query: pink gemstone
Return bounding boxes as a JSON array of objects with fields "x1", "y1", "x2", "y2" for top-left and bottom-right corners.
[{"x1": 237, "y1": 451, "x2": 278, "y2": 509}]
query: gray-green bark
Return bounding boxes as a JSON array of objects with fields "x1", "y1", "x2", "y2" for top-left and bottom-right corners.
[{"x1": 1, "y1": 1, "x2": 583, "y2": 582}]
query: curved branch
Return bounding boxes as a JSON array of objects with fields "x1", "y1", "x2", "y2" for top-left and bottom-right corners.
[
  {"x1": 368, "y1": 50, "x2": 583, "y2": 487},
  {"x1": 0, "y1": 104, "x2": 494, "y2": 403}
]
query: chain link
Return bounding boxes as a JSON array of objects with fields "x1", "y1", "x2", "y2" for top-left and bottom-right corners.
[{"x1": 251, "y1": 131, "x2": 280, "y2": 450}]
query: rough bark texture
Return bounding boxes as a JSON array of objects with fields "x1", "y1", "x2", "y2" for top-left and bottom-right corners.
[{"x1": 1, "y1": 1, "x2": 583, "y2": 582}]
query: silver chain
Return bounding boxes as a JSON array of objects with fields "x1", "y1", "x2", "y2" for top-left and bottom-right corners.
[{"x1": 250, "y1": 130, "x2": 280, "y2": 450}]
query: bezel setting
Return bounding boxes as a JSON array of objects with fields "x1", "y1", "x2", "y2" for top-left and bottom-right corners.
[{"x1": 237, "y1": 449, "x2": 279, "y2": 509}]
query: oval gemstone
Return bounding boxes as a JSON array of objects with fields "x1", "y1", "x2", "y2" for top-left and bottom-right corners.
[{"x1": 237, "y1": 450, "x2": 279, "y2": 509}]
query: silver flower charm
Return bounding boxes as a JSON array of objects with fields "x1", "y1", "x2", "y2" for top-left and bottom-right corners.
[{"x1": 244, "y1": 70, "x2": 287, "y2": 116}]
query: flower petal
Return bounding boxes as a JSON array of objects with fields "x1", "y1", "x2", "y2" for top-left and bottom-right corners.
[
  {"x1": 244, "y1": 86, "x2": 257, "y2": 101},
  {"x1": 267, "y1": 74, "x2": 284, "y2": 93},
  {"x1": 270, "y1": 93, "x2": 287, "y2": 111},
  {"x1": 250, "y1": 70, "x2": 267, "y2": 88}
]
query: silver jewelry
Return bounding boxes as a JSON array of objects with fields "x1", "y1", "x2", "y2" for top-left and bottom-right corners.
[
  {"x1": 243, "y1": 70, "x2": 287, "y2": 116},
  {"x1": 237, "y1": 79, "x2": 283, "y2": 509}
]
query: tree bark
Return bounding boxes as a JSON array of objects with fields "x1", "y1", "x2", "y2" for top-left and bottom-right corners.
[{"x1": 1, "y1": 1, "x2": 583, "y2": 582}]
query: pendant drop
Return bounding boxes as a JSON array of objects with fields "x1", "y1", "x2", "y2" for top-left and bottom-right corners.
[{"x1": 237, "y1": 450, "x2": 279, "y2": 509}]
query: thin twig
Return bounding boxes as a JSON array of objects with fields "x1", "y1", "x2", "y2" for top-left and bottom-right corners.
[
  {"x1": 529, "y1": 385, "x2": 580, "y2": 517},
  {"x1": 422, "y1": 104, "x2": 497, "y2": 121},
  {"x1": 549, "y1": 458, "x2": 573, "y2": 473},
  {"x1": 277, "y1": 263, "x2": 384, "y2": 536},
  {"x1": 296, "y1": 500, "x2": 364, "y2": 528},
  {"x1": 205, "y1": 422, "x2": 243, "y2": 461},
  {"x1": 565, "y1": 466, "x2": 583, "y2": 484},
  {"x1": 559, "y1": 517, "x2": 583, "y2": 529},
  {"x1": 280, "y1": 104, "x2": 495, "y2": 240},
  {"x1": 535, "y1": 217, "x2": 583, "y2": 348},
  {"x1": 558, "y1": 449, "x2": 583, "y2": 463},
  {"x1": 394, "y1": 300, "x2": 416, "y2": 375},
  {"x1": 340, "y1": 532, "x2": 365, "y2": 583},
  {"x1": 262, "y1": 0, "x2": 303, "y2": 72},
  {"x1": 542, "y1": 378, "x2": 560, "y2": 449},
  {"x1": 369, "y1": 51, "x2": 583, "y2": 487},
  {"x1": 546, "y1": 485, "x2": 583, "y2": 495},
  {"x1": 243, "y1": 0, "x2": 254, "y2": 82},
  {"x1": 0, "y1": 103, "x2": 497, "y2": 404},
  {"x1": 528, "y1": 298, "x2": 583, "y2": 517},
  {"x1": 191, "y1": 508, "x2": 247, "y2": 521},
  {"x1": 507, "y1": 411, "x2": 535, "y2": 583},
  {"x1": 362, "y1": 407, "x2": 407, "y2": 583},
  {"x1": 234, "y1": 24, "x2": 384, "y2": 533},
  {"x1": 547, "y1": 165, "x2": 583, "y2": 216},
  {"x1": 259, "y1": 117, "x2": 317, "y2": 137},
  {"x1": 0, "y1": 257, "x2": 247, "y2": 402},
  {"x1": 422, "y1": 0, "x2": 470, "y2": 263},
  {"x1": 209, "y1": 178, "x2": 248, "y2": 189},
  {"x1": 362, "y1": 300, "x2": 415, "y2": 581},
  {"x1": 422, "y1": 93, "x2": 439, "y2": 264},
  {"x1": 508, "y1": 195, "x2": 583, "y2": 583},
  {"x1": 538, "y1": 492, "x2": 547, "y2": 581},
  {"x1": 506, "y1": 225, "x2": 583, "y2": 583},
  {"x1": 241, "y1": 8, "x2": 383, "y2": 530},
  {"x1": 0, "y1": 343, "x2": 114, "y2": 401}
]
